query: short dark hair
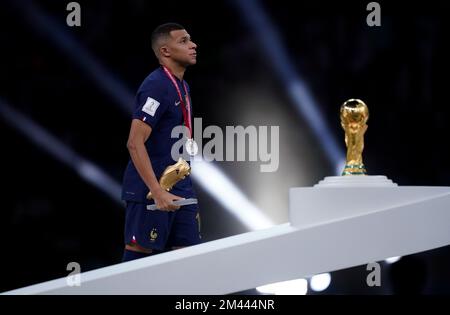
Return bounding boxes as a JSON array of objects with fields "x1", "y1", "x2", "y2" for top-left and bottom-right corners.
[{"x1": 151, "y1": 23, "x2": 185, "y2": 57}]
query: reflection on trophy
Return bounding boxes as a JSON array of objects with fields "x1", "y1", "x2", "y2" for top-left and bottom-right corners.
[
  {"x1": 340, "y1": 99, "x2": 369, "y2": 176},
  {"x1": 146, "y1": 157, "x2": 191, "y2": 200}
]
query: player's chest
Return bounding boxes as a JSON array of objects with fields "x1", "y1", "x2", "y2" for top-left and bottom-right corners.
[{"x1": 164, "y1": 90, "x2": 190, "y2": 121}]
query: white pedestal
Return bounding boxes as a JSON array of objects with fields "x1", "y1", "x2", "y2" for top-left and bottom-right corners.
[
  {"x1": 314, "y1": 175, "x2": 397, "y2": 187},
  {"x1": 4, "y1": 176, "x2": 450, "y2": 295},
  {"x1": 290, "y1": 176, "x2": 450, "y2": 228}
]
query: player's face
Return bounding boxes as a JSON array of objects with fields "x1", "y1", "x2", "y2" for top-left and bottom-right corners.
[{"x1": 167, "y1": 29, "x2": 197, "y2": 66}]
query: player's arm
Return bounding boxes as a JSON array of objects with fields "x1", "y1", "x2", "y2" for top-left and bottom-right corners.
[{"x1": 127, "y1": 119, "x2": 183, "y2": 211}]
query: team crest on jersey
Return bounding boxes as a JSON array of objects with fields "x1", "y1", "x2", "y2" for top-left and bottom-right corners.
[{"x1": 149, "y1": 228, "x2": 158, "y2": 242}]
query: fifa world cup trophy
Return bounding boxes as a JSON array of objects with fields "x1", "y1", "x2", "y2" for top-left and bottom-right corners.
[{"x1": 340, "y1": 99, "x2": 369, "y2": 176}]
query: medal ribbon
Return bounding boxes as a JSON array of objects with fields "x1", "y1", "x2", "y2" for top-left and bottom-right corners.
[{"x1": 162, "y1": 66, "x2": 192, "y2": 138}]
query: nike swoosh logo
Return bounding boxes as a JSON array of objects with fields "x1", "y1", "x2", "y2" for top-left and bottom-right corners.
[{"x1": 175, "y1": 101, "x2": 181, "y2": 106}]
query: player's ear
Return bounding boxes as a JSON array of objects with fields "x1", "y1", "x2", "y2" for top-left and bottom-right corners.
[{"x1": 160, "y1": 45, "x2": 170, "y2": 58}]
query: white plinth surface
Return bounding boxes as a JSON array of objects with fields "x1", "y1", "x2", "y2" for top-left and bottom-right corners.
[
  {"x1": 4, "y1": 176, "x2": 450, "y2": 295},
  {"x1": 314, "y1": 175, "x2": 397, "y2": 187}
]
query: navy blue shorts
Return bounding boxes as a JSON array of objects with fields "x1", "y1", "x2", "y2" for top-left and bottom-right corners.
[{"x1": 124, "y1": 201, "x2": 202, "y2": 251}]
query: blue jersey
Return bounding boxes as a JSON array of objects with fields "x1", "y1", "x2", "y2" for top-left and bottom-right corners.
[{"x1": 121, "y1": 67, "x2": 197, "y2": 203}]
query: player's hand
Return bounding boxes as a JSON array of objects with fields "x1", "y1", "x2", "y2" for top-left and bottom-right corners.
[{"x1": 153, "y1": 189, "x2": 185, "y2": 212}]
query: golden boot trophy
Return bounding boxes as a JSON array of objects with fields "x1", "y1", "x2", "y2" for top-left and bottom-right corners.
[
  {"x1": 340, "y1": 99, "x2": 369, "y2": 176},
  {"x1": 146, "y1": 157, "x2": 191, "y2": 200}
]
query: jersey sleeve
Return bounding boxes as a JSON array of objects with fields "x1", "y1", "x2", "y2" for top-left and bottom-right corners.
[{"x1": 132, "y1": 80, "x2": 168, "y2": 129}]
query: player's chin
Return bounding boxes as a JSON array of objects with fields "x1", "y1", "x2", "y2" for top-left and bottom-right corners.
[{"x1": 188, "y1": 55, "x2": 197, "y2": 65}]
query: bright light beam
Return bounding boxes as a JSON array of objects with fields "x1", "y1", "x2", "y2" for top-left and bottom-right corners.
[
  {"x1": 11, "y1": 0, "x2": 275, "y2": 230},
  {"x1": 191, "y1": 158, "x2": 274, "y2": 230},
  {"x1": 257, "y1": 279, "x2": 308, "y2": 295},
  {"x1": 231, "y1": 0, "x2": 346, "y2": 175},
  {"x1": 0, "y1": 99, "x2": 122, "y2": 204},
  {"x1": 385, "y1": 256, "x2": 402, "y2": 264},
  {"x1": 310, "y1": 273, "x2": 331, "y2": 292},
  {"x1": 10, "y1": 0, "x2": 134, "y2": 113}
]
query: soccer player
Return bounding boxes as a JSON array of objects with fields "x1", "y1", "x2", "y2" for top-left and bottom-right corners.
[{"x1": 121, "y1": 23, "x2": 201, "y2": 262}]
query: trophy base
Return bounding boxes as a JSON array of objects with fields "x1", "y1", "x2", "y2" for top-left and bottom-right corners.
[
  {"x1": 341, "y1": 164, "x2": 367, "y2": 176},
  {"x1": 314, "y1": 175, "x2": 397, "y2": 187}
]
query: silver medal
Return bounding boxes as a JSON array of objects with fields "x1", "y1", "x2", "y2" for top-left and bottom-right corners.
[{"x1": 185, "y1": 138, "x2": 198, "y2": 156}]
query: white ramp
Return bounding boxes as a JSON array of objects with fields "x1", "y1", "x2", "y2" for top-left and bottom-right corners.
[{"x1": 4, "y1": 181, "x2": 450, "y2": 294}]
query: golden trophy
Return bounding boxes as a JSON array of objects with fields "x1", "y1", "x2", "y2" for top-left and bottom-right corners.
[
  {"x1": 340, "y1": 99, "x2": 369, "y2": 176},
  {"x1": 146, "y1": 157, "x2": 191, "y2": 200}
]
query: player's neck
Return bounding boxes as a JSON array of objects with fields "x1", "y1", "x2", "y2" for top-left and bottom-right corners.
[{"x1": 161, "y1": 60, "x2": 186, "y2": 81}]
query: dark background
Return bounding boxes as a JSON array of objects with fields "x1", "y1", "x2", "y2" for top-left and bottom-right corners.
[{"x1": 1, "y1": 0, "x2": 449, "y2": 294}]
